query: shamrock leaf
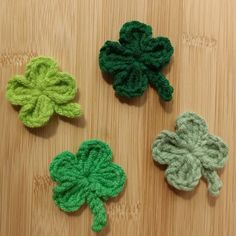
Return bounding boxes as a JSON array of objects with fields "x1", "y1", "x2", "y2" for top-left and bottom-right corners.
[
  {"x1": 99, "y1": 21, "x2": 174, "y2": 101},
  {"x1": 49, "y1": 139, "x2": 126, "y2": 232},
  {"x1": 6, "y1": 56, "x2": 82, "y2": 128},
  {"x1": 152, "y1": 112, "x2": 228, "y2": 196}
]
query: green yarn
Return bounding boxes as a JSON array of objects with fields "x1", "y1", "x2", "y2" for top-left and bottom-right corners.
[
  {"x1": 49, "y1": 139, "x2": 126, "y2": 232},
  {"x1": 99, "y1": 21, "x2": 174, "y2": 101},
  {"x1": 6, "y1": 56, "x2": 82, "y2": 128},
  {"x1": 152, "y1": 112, "x2": 228, "y2": 196}
]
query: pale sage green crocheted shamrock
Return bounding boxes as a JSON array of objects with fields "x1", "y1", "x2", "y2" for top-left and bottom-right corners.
[
  {"x1": 152, "y1": 112, "x2": 228, "y2": 196},
  {"x1": 6, "y1": 56, "x2": 81, "y2": 128},
  {"x1": 49, "y1": 139, "x2": 126, "y2": 232}
]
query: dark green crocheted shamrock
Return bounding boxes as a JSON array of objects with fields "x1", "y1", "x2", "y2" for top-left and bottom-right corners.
[
  {"x1": 49, "y1": 139, "x2": 126, "y2": 232},
  {"x1": 99, "y1": 21, "x2": 174, "y2": 101},
  {"x1": 152, "y1": 112, "x2": 228, "y2": 196}
]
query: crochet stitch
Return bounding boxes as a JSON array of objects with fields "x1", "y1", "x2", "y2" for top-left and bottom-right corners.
[
  {"x1": 6, "y1": 56, "x2": 81, "y2": 128},
  {"x1": 152, "y1": 112, "x2": 228, "y2": 196},
  {"x1": 99, "y1": 21, "x2": 174, "y2": 101},
  {"x1": 49, "y1": 139, "x2": 126, "y2": 232}
]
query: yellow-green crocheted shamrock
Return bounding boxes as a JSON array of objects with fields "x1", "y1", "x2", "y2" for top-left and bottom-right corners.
[
  {"x1": 152, "y1": 112, "x2": 228, "y2": 196},
  {"x1": 6, "y1": 56, "x2": 82, "y2": 128},
  {"x1": 49, "y1": 139, "x2": 126, "y2": 232}
]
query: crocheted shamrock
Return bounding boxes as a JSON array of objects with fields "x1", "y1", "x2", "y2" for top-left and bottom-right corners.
[
  {"x1": 6, "y1": 56, "x2": 81, "y2": 128},
  {"x1": 152, "y1": 112, "x2": 228, "y2": 196},
  {"x1": 99, "y1": 21, "x2": 174, "y2": 101},
  {"x1": 49, "y1": 139, "x2": 126, "y2": 232}
]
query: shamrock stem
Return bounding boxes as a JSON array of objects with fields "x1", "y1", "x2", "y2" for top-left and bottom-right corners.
[
  {"x1": 54, "y1": 103, "x2": 82, "y2": 118},
  {"x1": 149, "y1": 72, "x2": 173, "y2": 101},
  {"x1": 87, "y1": 195, "x2": 107, "y2": 232},
  {"x1": 202, "y1": 169, "x2": 222, "y2": 196}
]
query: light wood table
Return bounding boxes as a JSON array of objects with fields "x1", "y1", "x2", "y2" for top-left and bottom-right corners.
[{"x1": 0, "y1": 0, "x2": 235, "y2": 235}]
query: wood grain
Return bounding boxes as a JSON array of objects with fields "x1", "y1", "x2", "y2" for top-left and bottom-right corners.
[{"x1": 0, "y1": 0, "x2": 235, "y2": 235}]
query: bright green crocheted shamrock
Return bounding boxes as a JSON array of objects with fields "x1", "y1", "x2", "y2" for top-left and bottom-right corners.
[
  {"x1": 49, "y1": 139, "x2": 126, "y2": 232},
  {"x1": 99, "y1": 21, "x2": 174, "y2": 101},
  {"x1": 6, "y1": 56, "x2": 81, "y2": 128},
  {"x1": 152, "y1": 112, "x2": 228, "y2": 196}
]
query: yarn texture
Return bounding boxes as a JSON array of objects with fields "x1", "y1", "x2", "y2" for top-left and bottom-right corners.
[
  {"x1": 152, "y1": 112, "x2": 228, "y2": 196},
  {"x1": 99, "y1": 21, "x2": 174, "y2": 101},
  {"x1": 49, "y1": 139, "x2": 126, "y2": 232},
  {"x1": 6, "y1": 56, "x2": 81, "y2": 128}
]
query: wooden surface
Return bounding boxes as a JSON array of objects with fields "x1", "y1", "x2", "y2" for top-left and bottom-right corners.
[{"x1": 0, "y1": 0, "x2": 235, "y2": 235}]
